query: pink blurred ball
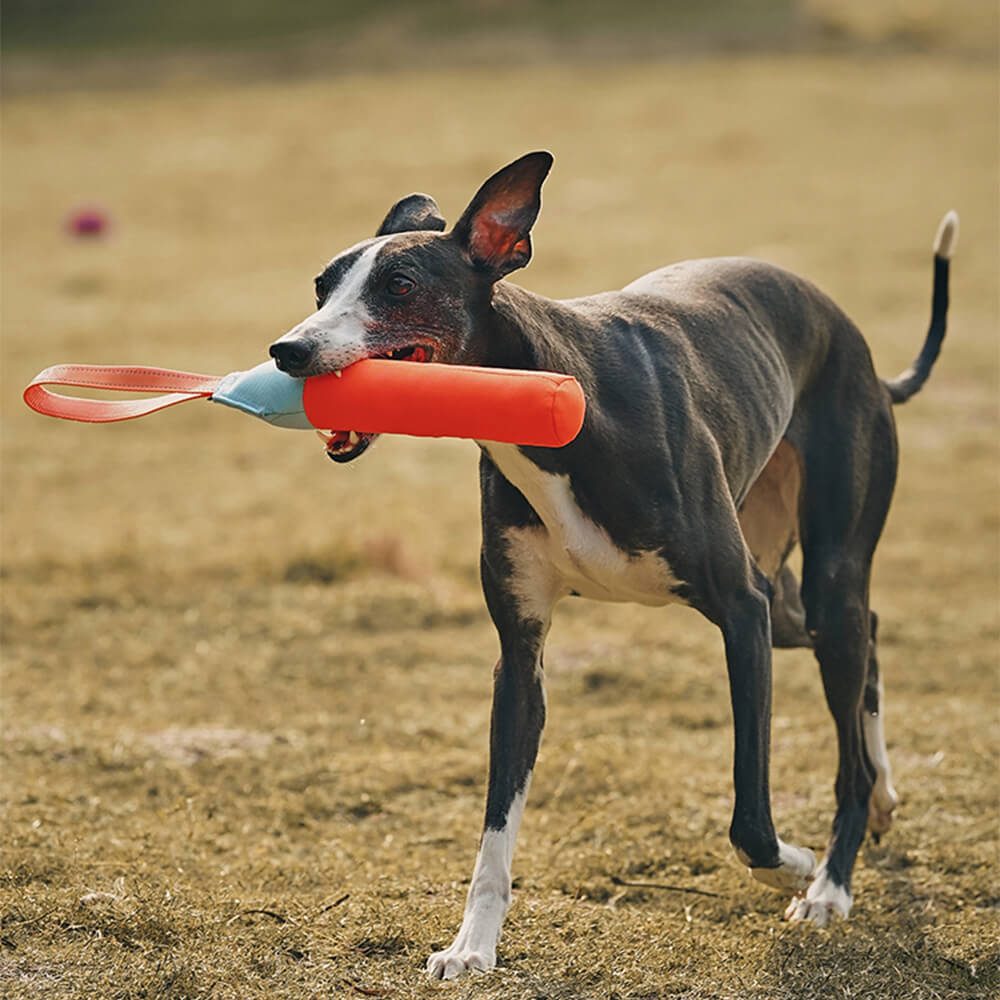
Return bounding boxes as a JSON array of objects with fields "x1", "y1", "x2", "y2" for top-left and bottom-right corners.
[{"x1": 67, "y1": 208, "x2": 109, "y2": 237}]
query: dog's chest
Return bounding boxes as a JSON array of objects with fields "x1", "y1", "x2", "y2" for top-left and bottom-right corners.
[{"x1": 484, "y1": 444, "x2": 686, "y2": 608}]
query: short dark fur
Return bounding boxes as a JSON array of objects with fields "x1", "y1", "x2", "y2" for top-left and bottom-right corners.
[{"x1": 270, "y1": 153, "x2": 951, "y2": 971}]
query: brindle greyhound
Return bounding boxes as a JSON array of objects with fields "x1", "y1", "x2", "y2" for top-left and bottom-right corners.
[{"x1": 269, "y1": 152, "x2": 956, "y2": 979}]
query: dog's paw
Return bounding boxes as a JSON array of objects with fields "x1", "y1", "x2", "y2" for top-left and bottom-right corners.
[
  {"x1": 746, "y1": 839, "x2": 817, "y2": 892},
  {"x1": 784, "y1": 869, "x2": 852, "y2": 928},
  {"x1": 426, "y1": 944, "x2": 495, "y2": 980},
  {"x1": 867, "y1": 780, "x2": 899, "y2": 838}
]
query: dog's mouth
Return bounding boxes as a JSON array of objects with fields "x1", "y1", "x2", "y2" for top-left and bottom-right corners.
[{"x1": 319, "y1": 343, "x2": 434, "y2": 463}]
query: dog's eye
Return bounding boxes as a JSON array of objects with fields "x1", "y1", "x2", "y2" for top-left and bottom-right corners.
[
  {"x1": 387, "y1": 274, "x2": 415, "y2": 297},
  {"x1": 314, "y1": 278, "x2": 326, "y2": 307}
]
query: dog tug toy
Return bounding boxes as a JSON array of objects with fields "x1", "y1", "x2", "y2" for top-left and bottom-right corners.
[{"x1": 23, "y1": 359, "x2": 587, "y2": 451}]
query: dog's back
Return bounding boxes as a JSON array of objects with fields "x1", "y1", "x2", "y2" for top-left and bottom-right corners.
[{"x1": 495, "y1": 255, "x2": 878, "y2": 507}]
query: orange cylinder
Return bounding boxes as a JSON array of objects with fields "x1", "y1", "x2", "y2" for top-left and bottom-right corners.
[{"x1": 303, "y1": 359, "x2": 585, "y2": 447}]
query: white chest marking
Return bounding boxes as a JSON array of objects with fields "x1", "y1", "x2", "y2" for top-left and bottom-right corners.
[{"x1": 484, "y1": 443, "x2": 687, "y2": 614}]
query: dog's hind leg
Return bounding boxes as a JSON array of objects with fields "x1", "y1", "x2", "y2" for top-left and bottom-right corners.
[
  {"x1": 787, "y1": 561, "x2": 874, "y2": 926},
  {"x1": 862, "y1": 611, "x2": 899, "y2": 838},
  {"x1": 786, "y1": 377, "x2": 898, "y2": 926},
  {"x1": 771, "y1": 564, "x2": 811, "y2": 649},
  {"x1": 736, "y1": 439, "x2": 811, "y2": 649}
]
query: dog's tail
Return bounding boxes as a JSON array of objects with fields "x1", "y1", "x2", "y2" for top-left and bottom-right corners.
[{"x1": 884, "y1": 210, "x2": 959, "y2": 404}]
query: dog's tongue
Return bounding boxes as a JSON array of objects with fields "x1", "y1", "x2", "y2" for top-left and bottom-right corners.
[
  {"x1": 316, "y1": 428, "x2": 367, "y2": 457},
  {"x1": 318, "y1": 429, "x2": 347, "y2": 445}
]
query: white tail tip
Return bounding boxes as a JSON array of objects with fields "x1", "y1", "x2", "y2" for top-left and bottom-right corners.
[{"x1": 933, "y1": 210, "x2": 959, "y2": 259}]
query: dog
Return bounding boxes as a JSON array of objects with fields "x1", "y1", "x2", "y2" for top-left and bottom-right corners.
[{"x1": 269, "y1": 152, "x2": 956, "y2": 979}]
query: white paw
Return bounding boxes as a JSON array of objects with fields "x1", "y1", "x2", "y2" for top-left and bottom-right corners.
[
  {"x1": 426, "y1": 944, "x2": 495, "y2": 980},
  {"x1": 743, "y1": 840, "x2": 817, "y2": 892},
  {"x1": 785, "y1": 869, "x2": 852, "y2": 927}
]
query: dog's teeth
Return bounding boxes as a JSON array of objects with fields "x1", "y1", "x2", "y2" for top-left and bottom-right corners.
[
  {"x1": 333, "y1": 370, "x2": 342, "y2": 378},
  {"x1": 348, "y1": 431, "x2": 360, "y2": 445}
]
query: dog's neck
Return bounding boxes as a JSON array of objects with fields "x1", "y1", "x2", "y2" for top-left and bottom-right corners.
[{"x1": 482, "y1": 282, "x2": 594, "y2": 390}]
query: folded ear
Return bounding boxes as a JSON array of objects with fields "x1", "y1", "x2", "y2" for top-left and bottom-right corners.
[
  {"x1": 451, "y1": 151, "x2": 553, "y2": 279},
  {"x1": 375, "y1": 193, "x2": 446, "y2": 236}
]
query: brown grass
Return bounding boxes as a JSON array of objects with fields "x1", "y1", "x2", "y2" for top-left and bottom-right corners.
[{"x1": 2, "y1": 45, "x2": 998, "y2": 1000}]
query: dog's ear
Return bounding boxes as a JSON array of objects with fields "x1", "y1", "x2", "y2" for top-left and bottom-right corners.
[
  {"x1": 376, "y1": 193, "x2": 446, "y2": 236},
  {"x1": 452, "y1": 151, "x2": 553, "y2": 279}
]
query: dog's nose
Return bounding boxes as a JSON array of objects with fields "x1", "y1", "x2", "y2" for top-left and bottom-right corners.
[{"x1": 269, "y1": 339, "x2": 314, "y2": 373}]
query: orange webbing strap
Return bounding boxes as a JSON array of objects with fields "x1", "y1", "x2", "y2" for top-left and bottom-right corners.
[{"x1": 23, "y1": 364, "x2": 222, "y2": 423}]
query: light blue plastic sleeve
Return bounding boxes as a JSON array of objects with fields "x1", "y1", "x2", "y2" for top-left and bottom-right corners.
[{"x1": 210, "y1": 361, "x2": 312, "y2": 429}]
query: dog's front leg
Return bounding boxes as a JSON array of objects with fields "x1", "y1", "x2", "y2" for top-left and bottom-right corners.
[
  {"x1": 723, "y1": 566, "x2": 817, "y2": 890},
  {"x1": 427, "y1": 531, "x2": 556, "y2": 979}
]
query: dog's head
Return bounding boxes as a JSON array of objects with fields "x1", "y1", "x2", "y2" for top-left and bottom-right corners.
[{"x1": 269, "y1": 151, "x2": 553, "y2": 462}]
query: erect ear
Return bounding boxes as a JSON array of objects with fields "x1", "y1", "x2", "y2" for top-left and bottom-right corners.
[
  {"x1": 375, "y1": 193, "x2": 447, "y2": 236},
  {"x1": 451, "y1": 151, "x2": 553, "y2": 279}
]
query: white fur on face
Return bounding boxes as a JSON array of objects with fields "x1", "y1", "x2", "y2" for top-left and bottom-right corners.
[
  {"x1": 273, "y1": 240, "x2": 385, "y2": 373},
  {"x1": 426, "y1": 786, "x2": 530, "y2": 980}
]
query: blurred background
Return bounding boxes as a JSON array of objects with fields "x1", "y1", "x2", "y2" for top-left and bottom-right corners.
[
  {"x1": 2, "y1": 3, "x2": 997, "y2": 997},
  {"x1": 3, "y1": 0, "x2": 996, "y2": 572},
  {"x1": 3, "y1": 0, "x2": 996, "y2": 78}
]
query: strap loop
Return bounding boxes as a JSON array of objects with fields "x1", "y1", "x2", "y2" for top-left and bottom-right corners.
[{"x1": 23, "y1": 364, "x2": 221, "y2": 423}]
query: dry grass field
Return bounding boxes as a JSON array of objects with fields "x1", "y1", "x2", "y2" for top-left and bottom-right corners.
[{"x1": 2, "y1": 25, "x2": 998, "y2": 1000}]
